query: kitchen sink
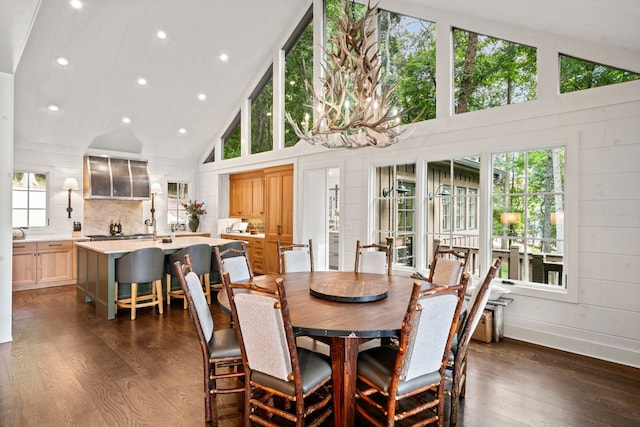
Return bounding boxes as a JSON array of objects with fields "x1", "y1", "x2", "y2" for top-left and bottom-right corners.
[{"x1": 86, "y1": 234, "x2": 154, "y2": 241}]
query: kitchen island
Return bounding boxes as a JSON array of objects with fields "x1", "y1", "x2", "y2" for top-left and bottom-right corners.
[{"x1": 75, "y1": 236, "x2": 236, "y2": 319}]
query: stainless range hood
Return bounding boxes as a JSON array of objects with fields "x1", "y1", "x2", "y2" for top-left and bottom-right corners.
[{"x1": 83, "y1": 155, "x2": 150, "y2": 200}]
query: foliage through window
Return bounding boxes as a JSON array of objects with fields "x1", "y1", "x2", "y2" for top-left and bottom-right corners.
[
  {"x1": 223, "y1": 112, "x2": 241, "y2": 160},
  {"x1": 12, "y1": 172, "x2": 48, "y2": 228},
  {"x1": 492, "y1": 147, "x2": 565, "y2": 286},
  {"x1": 559, "y1": 54, "x2": 640, "y2": 94},
  {"x1": 167, "y1": 181, "x2": 189, "y2": 229},
  {"x1": 453, "y1": 28, "x2": 537, "y2": 113},
  {"x1": 379, "y1": 10, "x2": 436, "y2": 123},
  {"x1": 284, "y1": 8, "x2": 313, "y2": 148},
  {"x1": 250, "y1": 66, "x2": 274, "y2": 154},
  {"x1": 374, "y1": 163, "x2": 416, "y2": 268}
]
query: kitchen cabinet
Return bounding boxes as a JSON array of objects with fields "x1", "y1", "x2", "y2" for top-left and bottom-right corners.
[
  {"x1": 229, "y1": 171, "x2": 264, "y2": 218},
  {"x1": 12, "y1": 240, "x2": 75, "y2": 291},
  {"x1": 219, "y1": 234, "x2": 264, "y2": 274},
  {"x1": 264, "y1": 164, "x2": 294, "y2": 274}
]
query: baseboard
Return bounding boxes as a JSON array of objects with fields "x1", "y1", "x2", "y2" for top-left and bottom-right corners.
[{"x1": 504, "y1": 317, "x2": 640, "y2": 369}]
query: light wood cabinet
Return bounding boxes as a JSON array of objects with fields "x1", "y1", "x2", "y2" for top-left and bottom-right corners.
[
  {"x1": 264, "y1": 164, "x2": 294, "y2": 274},
  {"x1": 229, "y1": 171, "x2": 264, "y2": 218},
  {"x1": 12, "y1": 240, "x2": 75, "y2": 291}
]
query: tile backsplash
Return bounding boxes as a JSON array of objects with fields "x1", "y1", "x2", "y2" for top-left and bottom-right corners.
[{"x1": 83, "y1": 199, "x2": 145, "y2": 235}]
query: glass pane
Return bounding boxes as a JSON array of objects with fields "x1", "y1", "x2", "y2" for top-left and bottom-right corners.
[
  {"x1": 560, "y1": 54, "x2": 640, "y2": 94},
  {"x1": 12, "y1": 173, "x2": 27, "y2": 189},
  {"x1": 224, "y1": 120, "x2": 241, "y2": 160},
  {"x1": 13, "y1": 210, "x2": 28, "y2": 228},
  {"x1": 284, "y1": 17, "x2": 314, "y2": 148},
  {"x1": 33, "y1": 173, "x2": 47, "y2": 189},
  {"x1": 453, "y1": 28, "x2": 537, "y2": 113},
  {"x1": 30, "y1": 209, "x2": 47, "y2": 227},
  {"x1": 13, "y1": 190, "x2": 28, "y2": 208},
  {"x1": 251, "y1": 74, "x2": 274, "y2": 154},
  {"x1": 29, "y1": 191, "x2": 47, "y2": 209},
  {"x1": 379, "y1": 10, "x2": 436, "y2": 123}
]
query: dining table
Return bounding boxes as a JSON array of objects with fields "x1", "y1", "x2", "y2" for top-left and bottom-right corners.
[{"x1": 217, "y1": 270, "x2": 428, "y2": 427}]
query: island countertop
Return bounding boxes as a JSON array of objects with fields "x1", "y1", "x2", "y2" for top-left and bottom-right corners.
[{"x1": 75, "y1": 236, "x2": 237, "y2": 255}]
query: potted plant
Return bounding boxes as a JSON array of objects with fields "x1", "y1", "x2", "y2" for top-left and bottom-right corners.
[{"x1": 183, "y1": 199, "x2": 207, "y2": 232}]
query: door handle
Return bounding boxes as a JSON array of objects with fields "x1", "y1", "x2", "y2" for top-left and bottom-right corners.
[{"x1": 277, "y1": 225, "x2": 281, "y2": 235}]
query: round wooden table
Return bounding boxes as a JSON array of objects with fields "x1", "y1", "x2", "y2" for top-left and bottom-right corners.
[{"x1": 217, "y1": 270, "x2": 425, "y2": 426}]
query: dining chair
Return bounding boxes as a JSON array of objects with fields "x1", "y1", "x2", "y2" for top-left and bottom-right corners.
[
  {"x1": 165, "y1": 243, "x2": 212, "y2": 308},
  {"x1": 355, "y1": 240, "x2": 392, "y2": 275},
  {"x1": 447, "y1": 259, "x2": 501, "y2": 426},
  {"x1": 114, "y1": 247, "x2": 164, "y2": 320},
  {"x1": 277, "y1": 239, "x2": 314, "y2": 273},
  {"x1": 172, "y1": 256, "x2": 244, "y2": 424},
  {"x1": 355, "y1": 273, "x2": 469, "y2": 426},
  {"x1": 209, "y1": 240, "x2": 245, "y2": 291},
  {"x1": 428, "y1": 244, "x2": 471, "y2": 286},
  {"x1": 221, "y1": 271, "x2": 333, "y2": 427},
  {"x1": 213, "y1": 242, "x2": 253, "y2": 284}
]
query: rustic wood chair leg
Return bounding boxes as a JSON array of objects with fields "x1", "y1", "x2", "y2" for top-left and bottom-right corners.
[{"x1": 156, "y1": 280, "x2": 163, "y2": 314}]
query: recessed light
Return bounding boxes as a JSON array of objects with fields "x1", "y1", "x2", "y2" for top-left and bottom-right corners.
[
  {"x1": 48, "y1": 104, "x2": 60, "y2": 112},
  {"x1": 178, "y1": 128, "x2": 187, "y2": 135},
  {"x1": 137, "y1": 77, "x2": 147, "y2": 86},
  {"x1": 55, "y1": 56, "x2": 69, "y2": 66},
  {"x1": 156, "y1": 30, "x2": 167, "y2": 40},
  {"x1": 70, "y1": 0, "x2": 83, "y2": 10},
  {"x1": 197, "y1": 93, "x2": 207, "y2": 101},
  {"x1": 219, "y1": 53, "x2": 229, "y2": 62},
  {"x1": 122, "y1": 117, "x2": 131, "y2": 124}
]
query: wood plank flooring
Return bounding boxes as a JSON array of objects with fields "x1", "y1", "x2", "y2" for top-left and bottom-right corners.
[{"x1": 1, "y1": 285, "x2": 639, "y2": 426}]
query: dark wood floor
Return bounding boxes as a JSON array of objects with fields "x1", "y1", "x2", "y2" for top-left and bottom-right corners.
[{"x1": 1, "y1": 285, "x2": 639, "y2": 426}]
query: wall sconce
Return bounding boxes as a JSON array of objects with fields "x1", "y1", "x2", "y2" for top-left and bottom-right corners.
[
  {"x1": 150, "y1": 183, "x2": 162, "y2": 224},
  {"x1": 62, "y1": 177, "x2": 79, "y2": 218},
  {"x1": 428, "y1": 184, "x2": 451, "y2": 200},
  {"x1": 382, "y1": 181, "x2": 411, "y2": 197}
]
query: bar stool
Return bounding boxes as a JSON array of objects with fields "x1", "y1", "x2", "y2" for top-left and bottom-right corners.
[
  {"x1": 166, "y1": 244, "x2": 212, "y2": 308},
  {"x1": 115, "y1": 247, "x2": 165, "y2": 320}
]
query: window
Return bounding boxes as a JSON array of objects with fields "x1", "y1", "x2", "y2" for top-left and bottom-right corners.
[
  {"x1": 12, "y1": 172, "x2": 48, "y2": 228},
  {"x1": 284, "y1": 8, "x2": 313, "y2": 148},
  {"x1": 167, "y1": 181, "x2": 189, "y2": 229},
  {"x1": 379, "y1": 10, "x2": 437, "y2": 123},
  {"x1": 223, "y1": 112, "x2": 241, "y2": 160},
  {"x1": 250, "y1": 66, "x2": 274, "y2": 154},
  {"x1": 453, "y1": 29, "x2": 537, "y2": 113},
  {"x1": 425, "y1": 158, "x2": 481, "y2": 276},
  {"x1": 492, "y1": 147, "x2": 565, "y2": 286},
  {"x1": 374, "y1": 163, "x2": 416, "y2": 267},
  {"x1": 559, "y1": 54, "x2": 640, "y2": 94}
]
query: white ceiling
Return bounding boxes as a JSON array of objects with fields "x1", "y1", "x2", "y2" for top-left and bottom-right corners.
[{"x1": 7, "y1": 0, "x2": 640, "y2": 163}]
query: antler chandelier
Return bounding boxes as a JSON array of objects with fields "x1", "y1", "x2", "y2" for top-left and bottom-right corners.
[{"x1": 286, "y1": 1, "x2": 403, "y2": 149}]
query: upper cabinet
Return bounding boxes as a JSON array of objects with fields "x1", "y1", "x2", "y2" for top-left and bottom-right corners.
[
  {"x1": 84, "y1": 155, "x2": 150, "y2": 200},
  {"x1": 229, "y1": 170, "x2": 264, "y2": 218}
]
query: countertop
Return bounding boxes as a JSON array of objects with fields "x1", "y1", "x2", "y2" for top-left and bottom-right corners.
[
  {"x1": 75, "y1": 236, "x2": 237, "y2": 255},
  {"x1": 12, "y1": 234, "x2": 90, "y2": 243},
  {"x1": 220, "y1": 232, "x2": 265, "y2": 239}
]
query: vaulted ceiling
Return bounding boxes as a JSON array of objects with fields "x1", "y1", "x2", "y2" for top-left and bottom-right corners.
[{"x1": 5, "y1": 0, "x2": 640, "y2": 163}]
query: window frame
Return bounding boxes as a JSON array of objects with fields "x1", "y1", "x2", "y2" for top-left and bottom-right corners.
[
  {"x1": 166, "y1": 181, "x2": 190, "y2": 229},
  {"x1": 12, "y1": 171, "x2": 49, "y2": 229},
  {"x1": 481, "y1": 132, "x2": 579, "y2": 303}
]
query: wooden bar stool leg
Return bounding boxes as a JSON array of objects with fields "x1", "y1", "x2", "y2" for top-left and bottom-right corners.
[
  {"x1": 166, "y1": 273, "x2": 172, "y2": 305},
  {"x1": 203, "y1": 273, "x2": 211, "y2": 305},
  {"x1": 156, "y1": 280, "x2": 164, "y2": 314},
  {"x1": 114, "y1": 281, "x2": 119, "y2": 316},
  {"x1": 131, "y1": 282, "x2": 137, "y2": 320}
]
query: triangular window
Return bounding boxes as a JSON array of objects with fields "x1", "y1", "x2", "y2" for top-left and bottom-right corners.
[{"x1": 559, "y1": 54, "x2": 640, "y2": 94}]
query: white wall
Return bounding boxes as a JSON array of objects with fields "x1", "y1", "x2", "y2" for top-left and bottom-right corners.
[{"x1": 1, "y1": 72, "x2": 14, "y2": 343}]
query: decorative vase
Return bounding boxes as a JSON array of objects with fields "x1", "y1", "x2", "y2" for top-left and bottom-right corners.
[{"x1": 188, "y1": 217, "x2": 199, "y2": 232}]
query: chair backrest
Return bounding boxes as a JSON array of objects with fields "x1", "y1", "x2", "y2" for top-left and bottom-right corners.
[
  {"x1": 277, "y1": 239, "x2": 314, "y2": 273},
  {"x1": 459, "y1": 259, "x2": 501, "y2": 349},
  {"x1": 173, "y1": 259, "x2": 214, "y2": 343},
  {"x1": 396, "y1": 275, "x2": 468, "y2": 382},
  {"x1": 427, "y1": 244, "x2": 471, "y2": 285},
  {"x1": 222, "y1": 272, "x2": 300, "y2": 382},
  {"x1": 116, "y1": 247, "x2": 165, "y2": 283},
  {"x1": 213, "y1": 243, "x2": 253, "y2": 283},
  {"x1": 354, "y1": 240, "x2": 391, "y2": 275}
]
